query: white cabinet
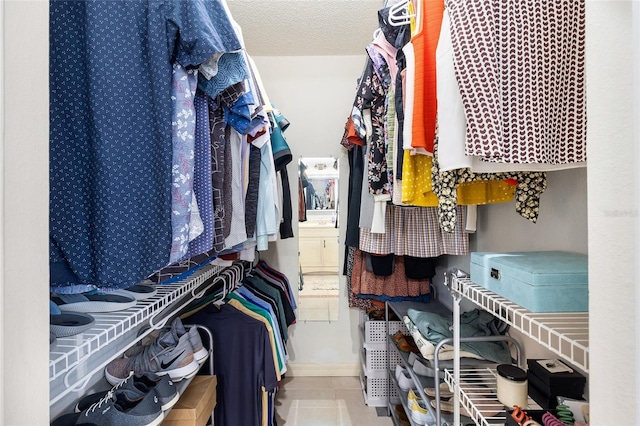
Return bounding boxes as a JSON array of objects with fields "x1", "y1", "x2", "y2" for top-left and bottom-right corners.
[{"x1": 298, "y1": 225, "x2": 339, "y2": 274}]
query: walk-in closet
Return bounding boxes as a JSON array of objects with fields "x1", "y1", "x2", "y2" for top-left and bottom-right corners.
[{"x1": 0, "y1": 1, "x2": 637, "y2": 426}]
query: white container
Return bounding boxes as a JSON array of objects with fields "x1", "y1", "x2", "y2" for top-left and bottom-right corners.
[{"x1": 496, "y1": 364, "x2": 528, "y2": 409}]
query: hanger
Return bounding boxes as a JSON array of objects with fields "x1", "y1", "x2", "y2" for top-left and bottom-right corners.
[{"x1": 388, "y1": 0, "x2": 415, "y2": 27}]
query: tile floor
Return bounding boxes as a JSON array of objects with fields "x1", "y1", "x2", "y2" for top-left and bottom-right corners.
[
  {"x1": 275, "y1": 376, "x2": 393, "y2": 426},
  {"x1": 298, "y1": 274, "x2": 340, "y2": 322}
]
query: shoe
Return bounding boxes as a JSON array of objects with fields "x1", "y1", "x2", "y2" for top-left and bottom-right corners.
[
  {"x1": 105, "y1": 328, "x2": 199, "y2": 385},
  {"x1": 112, "y1": 284, "x2": 157, "y2": 300},
  {"x1": 408, "y1": 389, "x2": 434, "y2": 425},
  {"x1": 431, "y1": 399, "x2": 471, "y2": 417},
  {"x1": 51, "y1": 388, "x2": 164, "y2": 426},
  {"x1": 391, "y1": 331, "x2": 405, "y2": 344},
  {"x1": 170, "y1": 318, "x2": 208, "y2": 365},
  {"x1": 424, "y1": 383, "x2": 454, "y2": 399},
  {"x1": 412, "y1": 356, "x2": 436, "y2": 377},
  {"x1": 126, "y1": 318, "x2": 208, "y2": 365},
  {"x1": 396, "y1": 366, "x2": 416, "y2": 392},
  {"x1": 408, "y1": 351, "x2": 431, "y2": 376},
  {"x1": 394, "y1": 404, "x2": 411, "y2": 425},
  {"x1": 50, "y1": 300, "x2": 95, "y2": 338},
  {"x1": 76, "y1": 372, "x2": 179, "y2": 412},
  {"x1": 51, "y1": 291, "x2": 136, "y2": 313},
  {"x1": 396, "y1": 334, "x2": 420, "y2": 354}
]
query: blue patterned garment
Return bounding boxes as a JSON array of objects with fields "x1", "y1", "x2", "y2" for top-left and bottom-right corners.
[
  {"x1": 50, "y1": 0, "x2": 241, "y2": 291},
  {"x1": 197, "y1": 52, "x2": 249, "y2": 100},
  {"x1": 185, "y1": 91, "x2": 215, "y2": 258},
  {"x1": 169, "y1": 63, "x2": 198, "y2": 263}
]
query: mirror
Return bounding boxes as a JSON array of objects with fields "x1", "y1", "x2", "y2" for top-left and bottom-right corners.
[{"x1": 298, "y1": 157, "x2": 340, "y2": 321}]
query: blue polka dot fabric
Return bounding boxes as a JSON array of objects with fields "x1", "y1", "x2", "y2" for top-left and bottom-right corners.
[{"x1": 49, "y1": 0, "x2": 241, "y2": 291}]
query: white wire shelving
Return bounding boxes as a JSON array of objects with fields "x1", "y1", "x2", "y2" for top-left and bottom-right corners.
[
  {"x1": 49, "y1": 262, "x2": 244, "y2": 419},
  {"x1": 449, "y1": 276, "x2": 589, "y2": 374},
  {"x1": 443, "y1": 367, "x2": 541, "y2": 426}
]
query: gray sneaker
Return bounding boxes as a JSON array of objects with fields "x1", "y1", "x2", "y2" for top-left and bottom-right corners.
[
  {"x1": 170, "y1": 318, "x2": 209, "y2": 365},
  {"x1": 105, "y1": 329, "x2": 199, "y2": 385},
  {"x1": 125, "y1": 318, "x2": 208, "y2": 365},
  {"x1": 52, "y1": 388, "x2": 163, "y2": 426}
]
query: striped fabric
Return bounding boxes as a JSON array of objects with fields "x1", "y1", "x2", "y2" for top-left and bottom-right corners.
[{"x1": 359, "y1": 204, "x2": 469, "y2": 257}]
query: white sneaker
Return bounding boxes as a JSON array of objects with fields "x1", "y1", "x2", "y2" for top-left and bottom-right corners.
[
  {"x1": 408, "y1": 389, "x2": 435, "y2": 425},
  {"x1": 395, "y1": 365, "x2": 416, "y2": 391}
]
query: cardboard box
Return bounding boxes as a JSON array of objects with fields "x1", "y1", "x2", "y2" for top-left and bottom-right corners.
[
  {"x1": 470, "y1": 251, "x2": 588, "y2": 312},
  {"x1": 163, "y1": 375, "x2": 217, "y2": 426}
]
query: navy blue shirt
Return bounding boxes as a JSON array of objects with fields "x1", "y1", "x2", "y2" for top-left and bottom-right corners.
[{"x1": 50, "y1": 0, "x2": 241, "y2": 290}]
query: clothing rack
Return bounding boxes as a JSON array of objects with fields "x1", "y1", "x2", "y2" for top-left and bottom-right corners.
[{"x1": 49, "y1": 261, "x2": 248, "y2": 419}]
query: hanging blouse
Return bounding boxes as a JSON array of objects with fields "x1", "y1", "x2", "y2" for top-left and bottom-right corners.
[
  {"x1": 436, "y1": 8, "x2": 585, "y2": 173},
  {"x1": 409, "y1": 0, "x2": 445, "y2": 154},
  {"x1": 447, "y1": 0, "x2": 587, "y2": 164},
  {"x1": 353, "y1": 60, "x2": 390, "y2": 195},
  {"x1": 431, "y1": 136, "x2": 548, "y2": 233}
]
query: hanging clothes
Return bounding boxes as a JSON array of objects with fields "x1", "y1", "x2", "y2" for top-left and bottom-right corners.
[
  {"x1": 49, "y1": 0, "x2": 242, "y2": 290},
  {"x1": 436, "y1": 8, "x2": 586, "y2": 172},
  {"x1": 409, "y1": 0, "x2": 445, "y2": 154},
  {"x1": 169, "y1": 63, "x2": 199, "y2": 263},
  {"x1": 447, "y1": 0, "x2": 587, "y2": 165},
  {"x1": 188, "y1": 303, "x2": 278, "y2": 426},
  {"x1": 350, "y1": 249, "x2": 432, "y2": 299},
  {"x1": 359, "y1": 204, "x2": 469, "y2": 257}
]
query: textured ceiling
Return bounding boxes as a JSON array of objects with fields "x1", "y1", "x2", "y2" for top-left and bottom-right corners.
[{"x1": 226, "y1": 0, "x2": 383, "y2": 56}]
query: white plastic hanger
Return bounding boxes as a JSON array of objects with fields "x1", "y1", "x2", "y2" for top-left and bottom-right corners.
[{"x1": 388, "y1": 0, "x2": 415, "y2": 27}]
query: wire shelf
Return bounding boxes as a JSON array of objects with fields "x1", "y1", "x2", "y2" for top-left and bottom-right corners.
[
  {"x1": 450, "y1": 277, "x2": 589, "y2": 373},
  {"x1": 444, "y1": 367, "x2": 540, "y2": 426},
  {"x1": 49, "y1": 262, "x2": 243, "y2": 416}
]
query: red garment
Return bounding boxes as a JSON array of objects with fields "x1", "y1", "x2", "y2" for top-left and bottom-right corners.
[{"x1": 411, "y1": 0, "x2": 445, "y2": 153}]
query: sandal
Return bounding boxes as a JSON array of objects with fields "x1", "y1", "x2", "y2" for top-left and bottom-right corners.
[{"x1": 424, "y1": 383, "x2": 454, "y2": 399}]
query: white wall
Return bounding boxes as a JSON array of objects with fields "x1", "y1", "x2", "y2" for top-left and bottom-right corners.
[
  {"x1": 586, "y1": 2, "x2": 637, "y2": 424},
  {"x1": 2, "y1": 2, "x2": 50, "y2": 425}
]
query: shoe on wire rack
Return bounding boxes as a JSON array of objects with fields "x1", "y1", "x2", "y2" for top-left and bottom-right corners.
[
  {"x1": 105, "y1": 328, "x2": 199, "y2": 386},
  {"x1": 169, "y1": 318, "x2": 209, "y2": 365},
  {"x1": 76, "y1": 372, "x2": 179, "y2": 413},
  {"x1": 51, "y1": 290, "x2": 136, "y2": 313},
  {"x1": 111, "y1": 283, "x2": 157, "y2": 301},
  {"x1": 51, "y1": 388, "x2": 164, "y2": 426},
  {"x1": 125, "y1": 317, "x2": 208, "y2": 365}
]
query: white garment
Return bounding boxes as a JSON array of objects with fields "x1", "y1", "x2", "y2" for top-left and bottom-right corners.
[
  {"x1": 224, "y1": 129, "x2": 248, "y2": 249},
  {"x1": 401, "y1": 41, "x2": 416, "y2": 150},
  {"x1": 188, "y1": 196, "x2": 204, "y2": 241},
  {"x1": 358, "y1": 109, "x2": 375, "y2": 229},
  {"x1": 371, "y1": 194, "x2": 390, "y2": 234}
]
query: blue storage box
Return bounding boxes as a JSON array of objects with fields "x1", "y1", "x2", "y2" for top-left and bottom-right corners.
[{"x1": 470, "y1": 251, "x2": 588, "y2": 312}]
